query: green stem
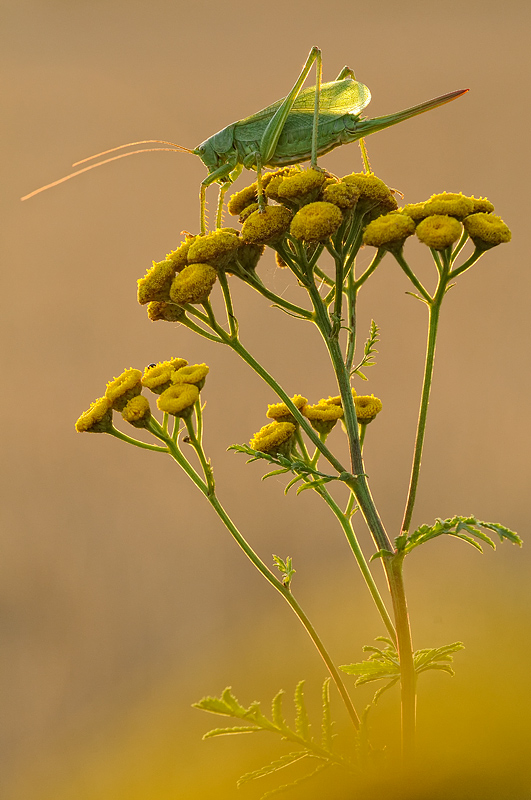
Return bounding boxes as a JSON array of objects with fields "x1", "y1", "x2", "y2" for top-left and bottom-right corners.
[
  {"x1": 107, "y1": 427, "x2": 168, "y2": 452},
  {"x1": 449, "y1": 247, "x2": 483, "y2": 279},
  {"x1": 393, "y1": 250, "x2": 432, "y2": 303},
  {"x1": 389, "y1": 555, "x2": 416, "y2": 762},
  {"x1": 317, "y1": 484, "x2": 396, "y2": 640},
  {"x1": 217, "y1": 269, "x2": 238, "y2": 337},
  {"x1": 242, "y1": 272, "x2": 313, "y2": 319},
  {"x1": 400, "y1": 292, "x2": 443, "y2": 534}
]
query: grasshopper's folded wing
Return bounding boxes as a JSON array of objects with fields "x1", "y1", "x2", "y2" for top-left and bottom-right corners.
[{"x1": 234, "y1": 79, "x2": 371, "y2": 143}]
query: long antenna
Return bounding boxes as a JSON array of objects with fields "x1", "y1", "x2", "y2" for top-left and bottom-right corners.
[
  {"x1": 72, "y1": 139, "x2": 194, "y2": 166},
  {"x1": 21, "y1": 142, "x2": 195, "y2": 201}
]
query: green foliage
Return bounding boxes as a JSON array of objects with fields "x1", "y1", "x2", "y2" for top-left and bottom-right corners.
[
  {"x1": 193, "y1": 681, "x2": 352, "y2": 797},
  {"x1": 273, "y1": 554, "x2": 296, "y2": 588},
  {"x1": 351, "y1": 319, "x2": 379, "y2": 380},
  {"x1": 229, "y1": 443, "x2": 342, "y2": 490},
  {"x1": 340, "y1": 637, "x2": 465, "y2": 701},
  {"x1": 371, "y1": 515, "x2": 521, "y2": 562}
]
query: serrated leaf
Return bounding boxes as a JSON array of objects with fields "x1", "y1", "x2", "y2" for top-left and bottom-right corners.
[
  {"x1": 271, "y1": 690, "x2": 287, "y2": 730},
  {"x1": 448, "y1": 532, "x2": 484, "y2": 551},
  {"x1": 294, "y1": 681, "x2": 311, "y2": 741},
  {"x1": 370, "y1": 549, "x2": 394, "y2": 562},
  {"x1": 284, "y1": 475, "x2": 303, "y2": 494},
  {"x1": 203, "y1": 725, "x2": 262, "y2": 738},
  {"x1": 237, "y1": 751, "x2": 311, "y2": 786},
  {"x1": 262, "y1": 468, "x2": 291, "y2": 480}
]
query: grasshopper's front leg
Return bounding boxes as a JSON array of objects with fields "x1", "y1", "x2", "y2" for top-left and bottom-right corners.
[
  {"x1": 200, "y1": 155, "x2": 238, "y2": 234},
  {"x1": 253, "y1": 46, "x2": 323, "y2": 210},
  {"x1": 215, "y1": 164, "x2": 243, "y2": 229}
]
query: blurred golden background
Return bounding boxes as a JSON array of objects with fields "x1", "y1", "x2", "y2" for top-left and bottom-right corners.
[{"x1": 3, "y1": 0, "x2": 530, "y2": 797}]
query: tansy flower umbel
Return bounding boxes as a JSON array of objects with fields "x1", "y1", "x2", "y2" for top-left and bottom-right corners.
[
  {"x1": 423, "y1": 192, "x2": 474, "y2": 219},
  {"x1": 142, "y1": 360, "x2": 187, "y2": 394},
  {"x1": 322, "y1": 181, "x2": 360, "y2": 210},
  {"x1": 249, "y1": 421, "x2": 296, "y2": 456},
  {"x1": 122, "y1": 395, "x2": 151, "y2": 429},
  {"x1": 342, "y1": 172, "x2": 397, "y2": 213},
  {"x1": 463, "y1": 213, "x2": 511, "y2": 249},
  {"x1": 169, "y1": 263, "x2": 217, "y2": 305},
  {"x1": 137, "y1": 259, "x2": 176, "y2": 305},
  {"x1": 241, "y1": 206, "x2": 293, "y2": 245},
  {"x1": 172, "y1": 363, "x2": 209, "y2": 390},
  {"x1": 147, "y1": 301, "x2": 186, "y2": 322},
  {"x1": 157, "y1": 384, "x2": 199, "y2": 418},
  {"x1": 105, "y1": 368, "x2": 143, "y2": 411},
  {"x1": 290, "y1": 202, "x2": 343, "y2": 242},
  {"x1": 187, "y1": 230, "x2": 240, "y2": 268},
  {"x1": 363, "y1": 213, "x2": 415, "y2": 250},
  {"x1": 302, "y1": 401, "x2": 344, "y2": 434},
  {"x1": 416, "y1": 215, "x2": 462, "y2": 250},
  {"x1": 227, "y1": 183, "x2": 258, "y2": 216},
  {"x1": 267, "y1": 395, "x2": 307, "y2": 423},
  {"x1": 263, "y1": 168, "x2": 301, "y2": 202},
  {"x1": 354, "y1": 394, "x2": 382, "y2": 424},
  {"x1": 75, "y1": 396, "x2": 113, "y2": 433}
]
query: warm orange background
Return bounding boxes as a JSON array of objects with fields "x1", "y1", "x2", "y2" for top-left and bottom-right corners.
[{"x1": 3, "y1": 1, "x2": 530, "y2": 797}]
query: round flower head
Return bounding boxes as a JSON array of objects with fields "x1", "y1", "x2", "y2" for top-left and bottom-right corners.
[
  {"x1": 75, "y1": 396, "x2": 113, "y2": 433},
  {"x1": 290, "y1": 202, "x2": 343, "y2": 242},
  {"x1": 463, "y1": 213, "x2": 511, "y2": 249},
  {"x1": 469, "y1": 196, "x2": 495, "y2": 214},
  {"x1": 187, "y1": 230, "x2": 240, "y2": 269},
  {"x1": 157, "y1": 383, "x2": 199, "y2": 418},
  {"x1": 241, "y1": 206, "x2": 293, "y2": 245},
  {"x1": 263, "y1": 168, "x2": 301, "y2": 202},
  {"x1": 267, "y1": 394, "x2": 307, "y2": 423},
  {"x1": 354, "y1": 394, "x2": 382, "y2": 424},
  {"x1": 137, "y1": 259, "x2": 176, "y2": 305},
  {"x1": 302, "y1": 401, "x2": 344, "y2": 434},
  {"x1": 423, "y1": 192, "x2": 474, "y2": 220},
  {"x1": 169, "y1": 263, "x2": 217, "y2": 305},
  {"x1": 172, "y1": 363, "x2": 209, "y2": 390},
  {"x1": 227, "y1": 183, "x2": 258, "y2": 216},
  {"x1": 401, "y1": 202, "x2": 429, "y2": 222},
  {"x1": 342, "y1": 173, "x2": 397, "y2": 212},
  {"x1": 416, "y1": 215, "x2": 462, "y2": 251},
  {"x1": 166, "y1": 235, "x2": 197, "y2": 272},
  {"x1": 122, "y1": 395, "x2": 151, "y2": 429},
  {"x1": 322, "y1": 389, "x2": 356, "y2": 407},
  {"x1": 250, "y1": 421, "x2": 296, "y2": 456},
  {"x1": 322, "y1": 181, "x2": 360, "y2": 210},
  {"x1": 239, "y1": 203, "x2": 260, "y2": 223},
  {"x1": 105, "y1": 368, "x2": 143, "y2": 411},
  {"x1": 147, "y1": 301, "x2": 186, "y2": 322},
  {"x1": 363, "y1": 212, "x2": 415, "y2": 250},
  {"x1": 142, "y1": 361, "x2": 176, "y2": 394},
  {"x1": 277, "y1": 168, "x2": 327, "y2": 206}
]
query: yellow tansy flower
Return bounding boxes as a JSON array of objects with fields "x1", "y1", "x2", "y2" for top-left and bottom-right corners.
[
  {"x1": 121, "y1": 395, "x2": 151, "y2": 429},
  {"x1": 416, "y1": 215, "x2": 463, "y2": 250},
  {"x1": 147, "y1": 301, "x2": 186, "y2": 322},
  {"x1": 187, "y1": 230, "x2": 240, "y2": 268},
  {"x1": 241, "y1": 206, "x2": 293, "y2": 245},
  {"x1": 290, "y1": 202, "x2": 343, "y2": 242},
  {"x1": 166, "y1": 235, "x2": 197, "y2": 271},
  {"x1": 302, "y1": 401, "x2": 344, "y2": 434},
  {"x1": 267, "y1": 395, "x2": 307, "y2": 423},
  {"x1": 469, "y1": 196, "x2": 495, "y2": 214},
  {"x1": 75, "y1": 396, "x2": 113, "y2": 433},
  {"x1": 322, "y1": 181, "x2": 360, "y2": 210},
  {"x1": 105, "y1": 368, "x2": 143, "y2": 411},
  {"x1": 227, "y1": 183, "x2": 258, "y2": 216},
  {"x1": 169, "y1": 263, "x2": 218, "y2": 305},
  {"x1": 363, "y1": 213, "x2": 416, "y2": 250},
  {"x1": 137, "y1": 259, "x2": 176, "y2": 305},
  {"x1": 423, "y1": 192, "x2": 474, "y2": 219},
  {"x1": 354, "y1": 395, "x2": 382, "y2": 424},
  {"x1": 463, "y1": 213, "x2": 511, "y2": 249},
  {"x1": 172, "y1": 363, "x2": 209, "y2": 390},
  {"x1": 142, "y1": 361, "x2": 178, "y2": 394},
  {"x1": 277, "y1": 168, "x2": 327, "y2": 206},
  {"x1": 401, "y1": 202, "x2": 429, "y2": 222},
  {"x1": 157, "y1": 384, "x2": 199, "y2": 417},
  {"x1": 342, "y1": 172, "x2": 397, "y2": 212},
  {"x1": 249, "y1": 421, "x2": 296, "y2": 456}
]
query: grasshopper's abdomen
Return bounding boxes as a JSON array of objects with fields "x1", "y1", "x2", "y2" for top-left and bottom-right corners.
[{"x1": 265, "y1": 113, "x2": 361, "y2": 166}]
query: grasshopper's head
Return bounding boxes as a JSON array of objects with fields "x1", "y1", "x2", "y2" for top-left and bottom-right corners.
[{"x1": 194, "y1": 126, "x2": 236, "y2": 173}]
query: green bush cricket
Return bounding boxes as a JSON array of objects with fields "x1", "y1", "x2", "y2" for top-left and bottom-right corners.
[{"x1": 22, "y1": 47, "x2": 467, "y2": 233}]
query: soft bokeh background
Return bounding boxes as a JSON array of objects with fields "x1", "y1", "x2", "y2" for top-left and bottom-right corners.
[{"x1": 3, "y1": 1, "x2": 530, "y2": 797}]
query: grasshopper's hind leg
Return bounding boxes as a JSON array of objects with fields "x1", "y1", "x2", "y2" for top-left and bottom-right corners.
[{"x1": 259, "y1": 46, "x2": 323, "y2": 170}]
